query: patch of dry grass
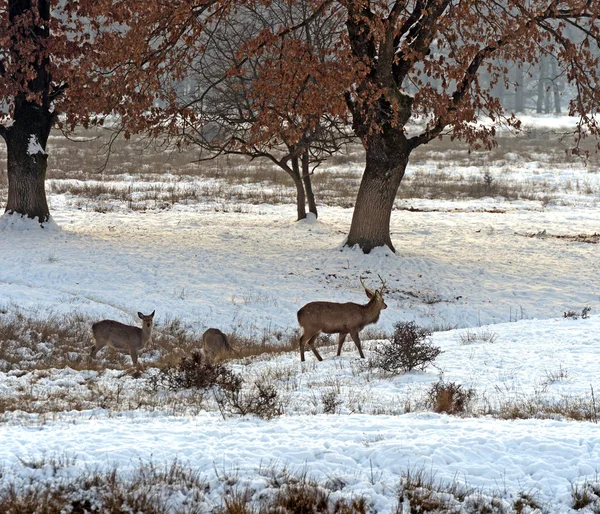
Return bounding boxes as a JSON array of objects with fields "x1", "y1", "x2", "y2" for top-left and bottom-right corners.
[
  {"x1": 0, "y1": 458, "x2": 372, "y2": 514},
  {"x1": 485, "y1": 394, "x2": 598, "y2": 422},
  {"x1": 3, "y1": 126, "x2": 596, "y2": 213},
  {"x1": 0, "y1": 458, "x2": 207, "y2": 514},
  {"x1": 395, "y1": 468, "x2": 545, "y2": 514}
]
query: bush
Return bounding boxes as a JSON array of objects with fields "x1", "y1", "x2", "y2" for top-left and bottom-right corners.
[
  {"x1": 147, "y1": 350, "x2": 242, "y2": 392},
  {"x1": 427, "y1": 379, "x2": 475, "y2": 415},
  {"x1": 148, "y1": 351, "x2": 282, "y2": 420},
  {"x1": 321, "y1": 391, "x2": 342, "y2": 414},
  {"x1": 563, "y1": 306, "x2": 592, "y2": 320},
  {"x1": 215, "y1": 378, "x2": 283, "y2": 420},
  {"x1": 371, "y1": 322, "x2": 441, "y2": 373}
]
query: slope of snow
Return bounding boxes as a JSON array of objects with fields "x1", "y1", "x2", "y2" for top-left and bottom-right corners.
[{"x1": 0, "y1": 205, "x2": 598, "y2": 337}]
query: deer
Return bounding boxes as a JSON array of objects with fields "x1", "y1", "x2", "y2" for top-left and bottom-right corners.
[
  {"x1": 201, "y1": 328, "x2": 232, "y2": 362},
  {"x1": 90, "y1": 311, "x2": 155, "y2": 366},
  {"x1": 297, "y1": 276, "x2": 387, "y2": 362}
]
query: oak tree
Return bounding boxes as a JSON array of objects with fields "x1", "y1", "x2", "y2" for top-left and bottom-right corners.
[
  {"x1": 90, "y1": 0, "x2": 600, "y2": 252},
  {"x1": 181, "y1": 2, "x2": 352, "y2": 220},
  {"x1": 0, "y1": 1, "x2": 211, "y2": 223}
]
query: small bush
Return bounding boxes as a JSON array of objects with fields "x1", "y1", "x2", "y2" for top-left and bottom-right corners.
[
  {"x1": 147, "y1": 350, "x2": 241, "y2": 392},
  {"x1": 563, "y1": 306, "x2": 592, "y2": 320},
  {"x1": 427, "y1": 379, "x2": 475, "y2": 415},
  {"x1": 215, "y1": 378, "x2": 283, "y2": 420},
  {"x1": 371, "y1": 322, "x2": 441, "y2": 373},
  {"x1": 321, "y1": 391, "x2": 342, "y2": 414}
]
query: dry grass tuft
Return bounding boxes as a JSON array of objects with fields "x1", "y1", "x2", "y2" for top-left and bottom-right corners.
[
  {"x1": 572, "y1": 479, "x2": 600, "y2": 512},
  {"x1": 426, "y1": 379, "x2": 476, "y2": 415},
  {"x1": 488, "y1": 394, "x2": 597, "y2": 422},
  {"x1": 459, "y1": 329, "x2": 498, "y2": 345},
  {"x1": 396, "y1": 469, "x2": 544, "y2": 514},
  {"x1": 0, "y1": 459, "x2": 207, "y2": 514}
]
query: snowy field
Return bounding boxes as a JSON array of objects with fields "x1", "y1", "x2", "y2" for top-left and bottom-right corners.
[{"x1": 0, "y1": 116, "x2": 600, "y2": 512}]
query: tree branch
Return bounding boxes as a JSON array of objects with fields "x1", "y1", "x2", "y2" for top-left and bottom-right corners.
[{"x1": 393, "y1": 0, "x2": 451, "y2": 85}]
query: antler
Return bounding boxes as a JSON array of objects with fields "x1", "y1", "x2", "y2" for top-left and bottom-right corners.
[
  {"x1": 377, "y1": 274, "x2": 387, "y2": 293},
  {"x1": 359, "y1": 276, "x2": 374, "y2": 295}
]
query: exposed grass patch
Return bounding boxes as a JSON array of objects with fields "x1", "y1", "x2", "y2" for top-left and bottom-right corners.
[
  {"x1": 2, "y1": 126, "x2": 597, "y2": 214},
  {"x1": 0, "y1": 459, "x2": 372, "y2": 514},
  {"x1": 523, "y1": 231, "x2": 600, "y2": 244},
  {"x1": 0, "y1": 458, "x2": 207, "y2": 514},
  {"x1": 426, "y1": 379, "x2": 476, "y2": 415},
  {"x1": 487, "y1": 394, "x2": 598, "y2": 422},
  {"x1": 395, "y1": 468, "x2": 544, "y2": 514},
  {"x1": 459, "y1": 329, "x2": 498, "y2": 345},
  {"x1": 572, "y1": 479, "x2": 600, "y2": 511}
]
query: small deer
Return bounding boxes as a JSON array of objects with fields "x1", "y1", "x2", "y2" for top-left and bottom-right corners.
[
  {"x1": 202, "y1": 328, "x2": 232, "y2": 362},
  {"x1": 90, "y1": 311, "x2": 155, "y2": 366},
  {"x1": 297, "y1": 277, "x2": 387, "y2": 362}
]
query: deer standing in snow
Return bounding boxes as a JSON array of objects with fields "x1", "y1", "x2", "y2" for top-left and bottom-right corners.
[
  {"x1": 297, "y1": 277, "x2": 387, "y2": 361},
  {"x1": 90, "y1": 311, "x2": 155, "y2": 366}
]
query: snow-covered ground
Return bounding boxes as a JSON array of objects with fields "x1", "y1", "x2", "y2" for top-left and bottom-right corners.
[{"x1": 1, "y1": 116, "x2": 599, "y2": 512}]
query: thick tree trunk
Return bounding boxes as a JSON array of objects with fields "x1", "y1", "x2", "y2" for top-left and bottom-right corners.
[
  {"x1": 291, "y1": 155, "x2": 307, "y2": 221},
  {"x1": 345, "y1": 131, "x2": 410, "y2": 253},
  {"x1": 4, "y1": 103, "x2": 53, "y2": 223},
  {"x1": 301, "y1": 151, "x2": 317, "y2": 218},
  {"x1": 3, "y1": 0, "x2": 55, "y2": 223}
]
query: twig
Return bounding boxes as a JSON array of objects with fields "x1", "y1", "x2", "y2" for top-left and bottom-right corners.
[{"x1": 591, "y1": 385, "x2": 597, "y2": 424}]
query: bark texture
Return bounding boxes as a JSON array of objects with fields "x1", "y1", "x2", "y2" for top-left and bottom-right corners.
[
  {"x1": 346, "y1": 129, "x2": 410, "y2": 253},
  {"x1": 291, "y1": 155, "x2": 307, "y2": 220},
  {"x1": 4, "y1": 103, "x2": 53, "y2": 222},
  {"x1": 301, "y1": 151, "x2": 318, "y2": 218},
  {"x1": 3, "y1": 0, "x2": 55, "y2": 222}
]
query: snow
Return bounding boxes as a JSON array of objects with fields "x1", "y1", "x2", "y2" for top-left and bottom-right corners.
[
  {"x1": 27, "y1": 134, "x2": 46, "y2": 156},
  {"x1": 1, "y1": 411, "x2": 599, "y2": 512},
  {"x1": 0, "y1": 213, "x2": 61, "y2": 231},
  {"x1": 0, "y1": 114, "x2": 599, "y2": 511}
]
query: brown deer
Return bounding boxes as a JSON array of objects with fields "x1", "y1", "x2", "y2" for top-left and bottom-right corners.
[
  {"x1": 90, "y1": 311, "x2": 155, "y2": 366},
  {"x1": 297, "y1": 276, "x2": 387, "y2": 361},
  {"x1": 202, "y1": 328, "x2": 232, "y2": 362}
]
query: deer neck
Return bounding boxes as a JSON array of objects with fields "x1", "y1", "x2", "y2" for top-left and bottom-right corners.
[
  {"x1": 363, "y1": 298, "x2": 382, "y2": 324},
  {"x1": 141, "y1": 325, "x2": 153, "y2": 346}
]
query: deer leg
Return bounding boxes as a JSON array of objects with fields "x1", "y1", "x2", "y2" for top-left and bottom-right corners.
[
  {"x1": 350, "y1": 331, "x2": 365, "y2": 359},
  {"x1": 299, "y1": 332, "x2": 308, "y2": 361},
  {"x1": 307, "y1": 334, "x2": 323, "y2": 361},
  {"x1": 89, "y1": 345, "x2": 98, "y2": 359},
  {"x1": 130, "y1": 348, "x2": 138, "y2": 367},
  {"x1": 337, "y1": 333, "x2": 347, "y2": 356}
]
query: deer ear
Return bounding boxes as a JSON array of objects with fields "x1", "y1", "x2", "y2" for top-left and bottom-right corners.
[
  {"x1": 365, "y1": 289, "x2": 374, "y2": 299},
  {"x1": 138, "y1": 312, "x2": 144, "y2": 319},
  {"x1": 150, "y1": 310, "x2": 155, "y2": 318}
]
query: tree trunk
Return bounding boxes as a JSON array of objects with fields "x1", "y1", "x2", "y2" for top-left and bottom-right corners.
[
  {"x1": 301, "y1": 151, "x2": 317, "y2": 218},
  {"x1": 345, "y1": 131, "x2": 410, "y2": 253},
  {"x1": 4, "y1": 102, "x2": 53, "y2": 223},
  {"x1": 551, "y1": 58, "x2": 561, "y2": 114},
  {"x1": 3, "y1": 0, "x2": 54, "y2": 223},
  {"x1": 291, "y1": 155, "x2": 307, "y2": 221},
  {"x1": 536, "y1": 56, "x2": 547, "y2": 114}
]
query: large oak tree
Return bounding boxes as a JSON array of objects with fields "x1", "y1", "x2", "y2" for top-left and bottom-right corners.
[
  {"x1": 12, "y1": 1, "x2": 596, "y2": 247},
  {"x1": 0, "y1": 1, "x2": 210, "y2": 223},
  {"x1": 89, "y1": 0, "x2": 600, "y2": 252}
]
